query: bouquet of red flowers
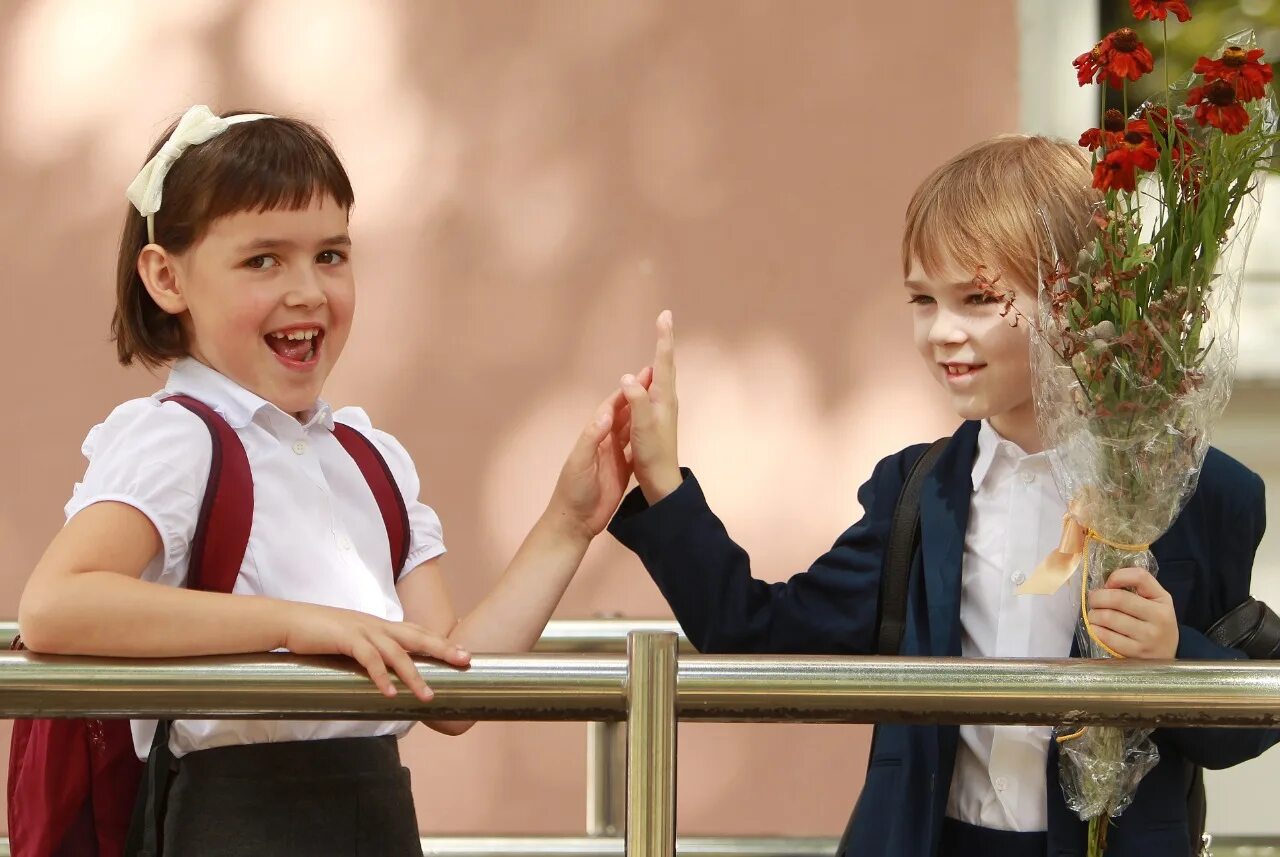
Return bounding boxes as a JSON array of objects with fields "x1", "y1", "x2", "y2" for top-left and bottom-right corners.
[{"x1": 1009, "y1": 2, "x2": 1277, "y2": 854}]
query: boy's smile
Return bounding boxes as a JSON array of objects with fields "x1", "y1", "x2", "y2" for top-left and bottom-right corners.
[
  {"x1": 906, "y1": 255, "x2": 1040, "y2": 452},
  {"x1": 942, "y1": 361, "x2": 987, "y2": 385}
]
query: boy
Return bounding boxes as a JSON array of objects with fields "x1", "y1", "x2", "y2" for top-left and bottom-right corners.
[{"x1": 609, "y1": 136, "x2": 1275, "y2": 857}]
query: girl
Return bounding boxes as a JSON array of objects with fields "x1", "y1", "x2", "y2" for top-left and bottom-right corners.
[{"x1": 16, "y1": 105, "x2": 646, "y2": 855}]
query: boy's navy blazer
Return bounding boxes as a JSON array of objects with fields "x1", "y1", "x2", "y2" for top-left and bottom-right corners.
[{"x1": 609, "y1": 419, "x2": 1274, "y2": 857}]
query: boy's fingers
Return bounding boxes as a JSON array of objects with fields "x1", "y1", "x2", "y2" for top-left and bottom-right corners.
[
  {"x1": 1104, "y1": 567, "x2": 1167, "y2": 601},
  {"x1": 1088, "y1": 607, "x2": 1145, "y2": 642},
  {"x1": 651, "y1": 311, "x2": 676, "y2": 400},
  {"x1": 636, "y1": 365, "x2": 654, "y2": 390},
  {"x1": 1088, "y1": 625, "x2": 1137, "y2": 658},
  {"x1": 1089, "y1": 587, "x2": 1159, "y2": 623}
]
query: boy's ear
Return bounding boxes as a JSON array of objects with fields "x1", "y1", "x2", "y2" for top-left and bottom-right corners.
[{"x1": 137, "y1": 244, "x2": 188, "y2": 316}]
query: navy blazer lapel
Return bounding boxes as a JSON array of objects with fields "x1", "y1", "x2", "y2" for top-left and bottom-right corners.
[{"x1": 919, "y1": 421, "x2": 980, "y2": 657}]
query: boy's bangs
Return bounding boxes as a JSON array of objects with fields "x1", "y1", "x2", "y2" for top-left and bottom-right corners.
[{"x1": 904, "y1": 200, "x2": 1002, "y2": 286}]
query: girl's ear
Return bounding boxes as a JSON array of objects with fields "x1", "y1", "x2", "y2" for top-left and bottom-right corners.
[{"x1": 137, "y1": 244, "x2": 188, "y2": 316}]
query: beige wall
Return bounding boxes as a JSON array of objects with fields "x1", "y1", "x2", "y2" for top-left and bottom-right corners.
[{"x1": 0, "y1": 0, "x2": 1018, "y2": 834}]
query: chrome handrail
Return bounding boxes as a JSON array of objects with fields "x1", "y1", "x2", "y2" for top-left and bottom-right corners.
[
  {"x1": 3, "y1": 649, "x2": 1279, "y2": 726},
  {"x1": 0, "y1": 619, "x2": 684, "y2": 653},
  {"x1": 4, "y1": 626, "x2": 1280, "y2": 854}
]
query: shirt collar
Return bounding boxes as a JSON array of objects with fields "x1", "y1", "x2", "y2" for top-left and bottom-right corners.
[
  {"x1": 161, "y1": 357, "x2": 334, "y2": 431},
  {"x1": 971, "y1": 419, "x2": 1050, "y2": 491}
]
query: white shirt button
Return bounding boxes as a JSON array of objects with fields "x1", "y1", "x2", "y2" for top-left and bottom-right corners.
[
  {"x1": 292, "y1": 440, "x2": 307, "y2": 455},
  {"x1": 995, "y1": 776, "x2": 1009, "y2": 792},
  {"x1": 1021, "y1": 471, "x2": 1036, "y2": 484},
  {"x1": 337, "y1": 534, "x2": 352, "y2": 551},
  {"x1": 1012, "y1": 571, "x2": 1026, "y2": 586}
]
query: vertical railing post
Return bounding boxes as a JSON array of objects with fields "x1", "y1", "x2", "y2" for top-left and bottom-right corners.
[
  {"x1": 625, "y1": 630, "x2": 677, "y2": 857},
  {"x1": 586, "y1": 720, "x2": 627, "y2": 835}
]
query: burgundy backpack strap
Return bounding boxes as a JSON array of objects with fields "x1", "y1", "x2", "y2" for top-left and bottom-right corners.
[
  {"x1": 331, "y1": 422, "x2": 411, "y2": 580},
  {"x1": 161, "y1": 395, "x2": 253, "y2": 595}
]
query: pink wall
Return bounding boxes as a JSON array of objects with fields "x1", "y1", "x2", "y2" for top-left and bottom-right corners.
[{"x1": 0, "y1": 0, "x2": 1017, "y2": 835}]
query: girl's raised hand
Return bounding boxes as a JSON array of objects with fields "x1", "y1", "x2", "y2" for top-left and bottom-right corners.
[
  {"x1": 545, "y1": 366, "x2": 654, "y2": 541},
  {"x1": 620, "y1": 311, "x2": 683, "y2": 505}
]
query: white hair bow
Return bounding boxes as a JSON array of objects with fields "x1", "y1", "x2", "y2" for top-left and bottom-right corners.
[{"x1": 126, "y1": 105, "x2": 274, "y2": 243}]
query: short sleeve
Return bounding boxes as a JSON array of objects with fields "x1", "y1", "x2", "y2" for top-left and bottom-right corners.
[
  {"x1": 64, "y1": 397, "x2": 212, "y2": 588},
  {"x1": 332, "y1": 407, "x2": 446, "y2": 577}
]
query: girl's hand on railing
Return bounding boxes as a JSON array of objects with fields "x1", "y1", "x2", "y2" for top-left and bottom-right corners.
[
  {"x1": 621, "y1": 311, "x2": 683, "y2": 505},
  {"x1": 281, "y1": 603, "x2": 471, "y2": 700}
]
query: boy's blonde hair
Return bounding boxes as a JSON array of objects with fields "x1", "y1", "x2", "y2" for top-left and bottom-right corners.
[{"x1": 902, "y1": 135, "x2": 1100, "y2": 292}]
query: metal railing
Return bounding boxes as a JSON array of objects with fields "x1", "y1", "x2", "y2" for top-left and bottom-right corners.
[{"x1": 3, "y1": 622, "x2": 1280, "y2": 856}]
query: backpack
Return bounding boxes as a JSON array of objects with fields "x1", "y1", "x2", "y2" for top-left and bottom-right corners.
[{"x1": 7, "y1": 395, "x2": 411, "y2": 857}]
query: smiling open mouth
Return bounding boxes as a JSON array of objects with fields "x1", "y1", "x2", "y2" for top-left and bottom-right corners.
[
  {"x1": 266, "y1": 326, "x2": 324, "y2": 367},
  {"x1": 943, "y1": 363, "x2": 985, "y2": 378}
]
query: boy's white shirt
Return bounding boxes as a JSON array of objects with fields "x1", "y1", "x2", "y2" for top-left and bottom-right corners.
[
  {"x1": 944, "y1": 419, "x2": 1079, "y2": 832},
  {"x1": 64, "y1": 357, "x2": 447, "y2": 758}
]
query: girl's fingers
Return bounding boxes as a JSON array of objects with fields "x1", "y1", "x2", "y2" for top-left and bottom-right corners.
[
  {"x1": 566, "y1": 398, "x2": 616, "y2": 471},
  {"x1": 350, "y1": 639, "x2": 396, "y2": 698},
  {"x1": 619, "y1": 373, "x2": 654, "y2": 427},
  {"x1": 613, "y1": 403, "x2": 633, "y2": 445},
  {"x1": 636, "y1": 365, "x2": 654, "y2": 390},
  {"x1": 374, "y1": 636, "x2": 433, "y2": 702},
  {"x1": 397, "y1": 625, "x2": 470, "y2": 667}
]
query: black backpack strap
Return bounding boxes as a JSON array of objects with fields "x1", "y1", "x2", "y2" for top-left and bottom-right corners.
[
  {"x1": 1206, "y1": 597, "x2": 1280, "y2": 659},
  {"x1": 875, "y1": 437, "x2": 948, "y2": 656}
]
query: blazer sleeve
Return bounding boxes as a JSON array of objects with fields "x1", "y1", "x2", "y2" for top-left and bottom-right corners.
[
  {"x1": 1162, "y1": 464, "x2": 1277, "y2": 769},
  {"x1": 607, "y1": 452, "x2": 914, "y2": 655}
]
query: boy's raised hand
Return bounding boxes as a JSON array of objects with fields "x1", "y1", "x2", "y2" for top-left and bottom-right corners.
[
  {"x1": 620, "y1": 311, "x2": 683, "y2": 505},
  {"x1": 1086, "y1": 567, "x2": 1179, "y2": 659},
  {"x1": 545, "y1": 366, "x2": 654, "y2": 541}
]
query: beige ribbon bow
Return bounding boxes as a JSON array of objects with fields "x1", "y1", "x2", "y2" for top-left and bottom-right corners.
[
  {"x1": 1017, "y1": 497, "x2": 1090, "y2": 596},
  {"x1": 126, "y1": 105, "x2": 274, "y2": 243}
]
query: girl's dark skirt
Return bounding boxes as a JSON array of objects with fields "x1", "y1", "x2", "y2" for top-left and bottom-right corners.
[{"x1": 159, "y1": 735, "x2": 420, "y2": 856}]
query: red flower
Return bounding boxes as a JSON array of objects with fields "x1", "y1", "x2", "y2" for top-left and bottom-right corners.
[
  {"x1": 1137, "y1": 106, "x2": 1190, "y2": 139},
  {"x1": 1129, "y1": 0, "x2": 1192, "y2": 22},
  {"x1": 1075, "y1": 29, "x2": 1155, "y2": 89},
  {"x1": 1194, "y1": 46, "x2": 1273, "y2": 102},
  {"x1": 1080, "y1": 109, "x2": 1127, "y2": 151},
  {"x1": 1187, "y1": 79, "x2": 1251, "y2": 134},
  {"x1": 1117, "y1": 128, "x2": 1159, "y2": 171},
  {"x1": 1093, "y1": 151, "x2": 1137, "y2": 192},
  {"x1": 1074, "y1": 39, "x2": 1111, "y2": 87},
  {"x1": 1136, "y1": 106, "x2": 1196, "y2": 163},
  {"x1": 1090, "y1": 124, "x2": 1161, "y2": 192}
]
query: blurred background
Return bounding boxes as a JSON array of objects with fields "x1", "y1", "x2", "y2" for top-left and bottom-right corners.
[{"x1": 0, "y1": 0, "x2": 1276, "y2": 841}]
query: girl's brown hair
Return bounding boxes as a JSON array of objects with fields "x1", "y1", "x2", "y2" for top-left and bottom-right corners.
[
  {"x1": 902, "y1": 135, "x2": 1100, "y2": 293},
  {"x1": 112, "y1": 110, "x2": 355, "y2": 368}
]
